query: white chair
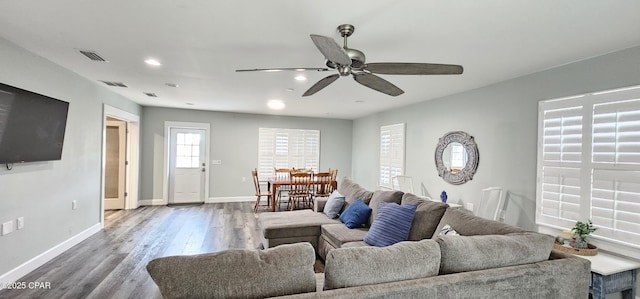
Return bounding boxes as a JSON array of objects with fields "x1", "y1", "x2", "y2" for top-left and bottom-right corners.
[
  {"x1": 476, "y1": 187, "x2": 505, "y2": 221},
  {"x1": 392, "y1": 175, "x2": 414, "y2": 194}
]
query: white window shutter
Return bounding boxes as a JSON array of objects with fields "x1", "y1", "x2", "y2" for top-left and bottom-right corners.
[
  {"x1": 258, "y1": 128, "x2": 320, "y2": 180},
  {"x1": 537, "y1": 86, "x2": 640, "y2": 254},
  {"x1": 380, "y1": 123, "x2": 405, "y2": 189}
]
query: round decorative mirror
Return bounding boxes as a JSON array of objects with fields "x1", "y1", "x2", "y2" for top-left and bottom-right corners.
[{"x1": 435, "y1": 131, "x2": 479, "y2": 185}]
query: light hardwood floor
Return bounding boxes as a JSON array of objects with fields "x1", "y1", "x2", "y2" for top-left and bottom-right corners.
[{"x1": 0, "y1": 202, "x2": 263, "y2": 299}]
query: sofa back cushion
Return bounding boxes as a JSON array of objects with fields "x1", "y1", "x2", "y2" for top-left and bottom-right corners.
[
  {"x1": 367, "y1": 190, "x2": 404, "y2": 226},
  {"x1": 337, "y1": 177, "x2": 374, "y2": 208},
  {"x1": 323, "y1": 239, "x2": 441, "y2": 290},
  {"x1": 432, "y1": 208, "x2": 527, "y2": 238},
  {"x1": 147, "y1": 242, "x2": 317, "y2": 298},
  {"x1": 401, "y1": 193, "x2": 449, "y2": 240},
  {"x1": 436, "y1": 232, "x2": 555, "y2": 274}
]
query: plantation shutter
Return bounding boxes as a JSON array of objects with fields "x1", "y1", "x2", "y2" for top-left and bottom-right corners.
[
  {"x1": 590, "y1": 97, "x2": 640, "y2": 245},
  {"x1": 538, "y1": 105, "x2": 584, "y2": 227},
  {"x1": 379, "y1": 123, "x2": 405, "y2": 189},
  {"x1": 537, "y1": 86, "x2": 640, "y2": 252},
  {"x1": 258, "y1": 128, "x2": 320, "y2": 180}
]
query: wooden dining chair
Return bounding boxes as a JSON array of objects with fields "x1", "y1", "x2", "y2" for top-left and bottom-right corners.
[
  {"x1": 313, "y1": 172, "x2": 334, "y2": 199},
  {"x1": 287, "y1": 172, "x2": 312, "y2": 211},
  {"x1": 251, "y1": 169, "x2": 272, "y2": 213},
  {"x1": 274, "y1": 168, "x2": 292, "y2": 208},
  {"x1": 328, "y1": 168, "x2": 338, "y2": 181}
]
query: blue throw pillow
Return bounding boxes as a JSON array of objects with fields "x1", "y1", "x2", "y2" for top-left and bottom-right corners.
[
  {"x1": 339, "y1": 199, "x2": 372, "y2": 229},
  {"x1": 364, "y1": 202, "x2": 418, "y2": 247},
  {"x1": 323, "y1": 190, "x2": 346, "y2": 219}
]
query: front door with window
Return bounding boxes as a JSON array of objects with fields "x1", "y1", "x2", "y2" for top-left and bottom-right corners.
[{"x1": 168, "y1": 128, "x2": 206, "y2": 204}]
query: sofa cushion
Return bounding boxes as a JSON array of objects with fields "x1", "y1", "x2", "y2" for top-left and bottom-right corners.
[
  {"x1": 259, "y1": 210, "x2": 339, "y2": 239},
  {"x1": 364, "y1": 202, "x2": 418, "y2": 247},
  {"x1": 437, "y1": 232, "x2": 555, "y2": 274},
  {"x1": 402, "y1": 193, "x2": 449, "y2": 240},
  {"x1": 339, "y1": 199, "x2": 372, "y2": 229},
  {"x1": 147, "y1": 242, "x2": 317, "y2": 298},
  {"x1": 432, "y1": 208, "x2": 527, "y2": 238},
  {"x1": 337, "y1": 177, "x2": 374, "y2": 207},
  {"x1": 367, "y1": 190, "x2": 404, "y2": 226},
  {"x1": 323, "y1": 190, "x2": 345, "y2": 219},
  {"x1": 321, "y1": 223, "x2": 369, "y2": 248},
  {"x1": 323, "y1": 240, "x2": 441, "y2": 290}
]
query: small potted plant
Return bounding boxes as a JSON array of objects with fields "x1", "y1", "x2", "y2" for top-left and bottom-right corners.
[{"x1": 571, "y1": 220, "x2": 597, "y2": 249}]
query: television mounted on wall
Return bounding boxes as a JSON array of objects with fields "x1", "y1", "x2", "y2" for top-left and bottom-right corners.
[{"x1": 0, "y1": 82, "x2": 69, "y2": 164}]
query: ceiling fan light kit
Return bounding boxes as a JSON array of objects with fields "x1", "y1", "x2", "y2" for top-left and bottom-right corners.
[{"x1": 236, "y1": 24, "x2": 463, "y2": 97}]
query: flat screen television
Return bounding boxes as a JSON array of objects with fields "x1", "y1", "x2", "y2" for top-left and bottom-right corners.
[{"x1": 0, "y1": 82, "x2": 69, "y2": 164}]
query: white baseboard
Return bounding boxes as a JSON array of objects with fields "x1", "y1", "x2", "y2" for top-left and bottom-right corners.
[
  {"x1": 206, "y1": 196, "x2": 254, "y2": 203},
  {"x1": 0, "y1": 223, "x2": 101, "y2": 288},
  {"x1": 138, "y1": 199, "x2": 167, "y2": 206}
]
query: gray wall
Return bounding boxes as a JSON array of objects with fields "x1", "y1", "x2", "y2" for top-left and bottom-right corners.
[
  {"x1": 0, "y1": 37, "x2": 141, "y2": 276},
  {"x1": 352, "y1": 45, "x2": 640, "y2": 231},
  {"x1": 140, "y1": 107, "x2": 353, "y2": 200}
]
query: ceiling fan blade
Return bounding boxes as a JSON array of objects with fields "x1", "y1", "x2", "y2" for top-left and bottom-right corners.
[
  {"x1": 352, "y1": 73, "x2": 404, "y2": 96},
  {"x1": 302, "y1": 74, "x2": 340, "y2": 97},
  {"x1": 365, "y1": 63, "x2": 463, "y2": 75},
  {"x1": 310, "y1": 34, "x2": 351, "y2": 66},
  {"x1": 235, "y1": 67, "x2": 329, "y2": 72}
]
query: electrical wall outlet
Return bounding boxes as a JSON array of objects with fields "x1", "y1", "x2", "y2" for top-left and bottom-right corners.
[
  {"x1": 17, "y1": 217, "x2": 24, "y2": 230},
  {"x1": 242, "y1": 177, "x2": 246, "y2": 182},
  {"x1": 1, "y1": 221, "x2": 13, "y2": 236},
  {"x1": 72, "y1": 200, "x2": 77, "y2": 210}
]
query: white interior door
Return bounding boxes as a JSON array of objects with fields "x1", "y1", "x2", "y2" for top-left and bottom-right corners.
[
  {"x1": 169, "y1": 128, "x2": 206, "y2": 204},
  {"x1": 104, "y1": 120, "x2": 126, "y2": 210}
]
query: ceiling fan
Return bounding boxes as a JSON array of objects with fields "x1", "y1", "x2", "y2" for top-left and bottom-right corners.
[{"x1": 236, "y1": 24, "x2": 463, "y2": 97}]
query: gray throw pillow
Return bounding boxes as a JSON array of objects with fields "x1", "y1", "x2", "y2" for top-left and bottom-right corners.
[
  {"x1": 147, "y1": 242, "x2": 317, "y2": 298},
  {"x1": 323, "y1": 190, "x2": 346, "y2": 218},
  {"x1": 401, "y1": 193, "x2": 448, "y2": 240},
  {"x1": 437, "y1": 232, "x2": 554, "y2": 274},
  {"x1": 324, "y1": 239, "x2": 441, "y2": 290}
]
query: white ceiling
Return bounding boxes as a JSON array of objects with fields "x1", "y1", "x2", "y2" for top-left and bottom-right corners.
[{"x1": 1, "y1": 1, "x2": 639, "y2": 119}]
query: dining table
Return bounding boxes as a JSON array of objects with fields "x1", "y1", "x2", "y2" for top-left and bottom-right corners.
[{"x1": 267, "y1": 177, "x2": 337, "y2": 212}]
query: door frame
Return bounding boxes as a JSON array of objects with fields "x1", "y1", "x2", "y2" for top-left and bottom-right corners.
[
  {"x1": 163, "y1": 121, "x2": 210, "y2": 204},
  {"x1": 101, "y1": 105, "x2": 140, "y2": 227}
]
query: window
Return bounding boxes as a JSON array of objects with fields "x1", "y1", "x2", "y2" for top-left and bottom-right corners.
[
  {"x1": 379, "y1": 123, "x2": 405, "y2": 189},
  {"x1": 258, "y1": 128, "x2": 320, "y2": 180},
  {"x1": 176, "y1": 132, "x2": 201, "y2": 168},
  {"x1": 537, "y1": 85, "x2": 640, "y2": 256}
]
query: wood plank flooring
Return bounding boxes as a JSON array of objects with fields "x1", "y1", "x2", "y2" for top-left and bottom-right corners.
[{"x1": 0, "y1": 202, "x2": 263, "y2": 299}]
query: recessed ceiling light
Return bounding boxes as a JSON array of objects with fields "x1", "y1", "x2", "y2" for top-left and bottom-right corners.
[
  {"x1": 285, "y1": 88, "x2": 295, "y2": 92},
  {"x1": 145, "y1": 58, "x2": 162, "y2": 66},
  {"x1": 267, "y1": 100, "x2": 285, "y2": 110},
  {"x1": 294, "y1": 75, "x2": 307, "y2": 81},
  {"x1": 186, "y1": 102, "x2": 194, "y2": 106},
  {"x1": 165, "y1": 83, "x2": 179, "y2": 88}
]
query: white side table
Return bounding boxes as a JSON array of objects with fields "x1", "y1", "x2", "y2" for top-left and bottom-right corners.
[{"x1": 576, "y1": 252, "x2": 640, "y2": 299}]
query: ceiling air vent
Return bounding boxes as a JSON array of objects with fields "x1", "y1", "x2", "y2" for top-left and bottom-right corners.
[
  {"x1": 144, "y1": 92, "x2": 157, "y2": 97},
  {"x1": 79, "y1": 50, "x2": 107, "y2": 62},
  {"x1": 100, "y1": 81, "x2": 127, "y2": 87}
]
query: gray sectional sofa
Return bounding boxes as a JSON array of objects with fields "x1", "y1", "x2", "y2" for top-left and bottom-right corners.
[{"x1": 147, "y1": 177, "x2": 591, "y2": 299}]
